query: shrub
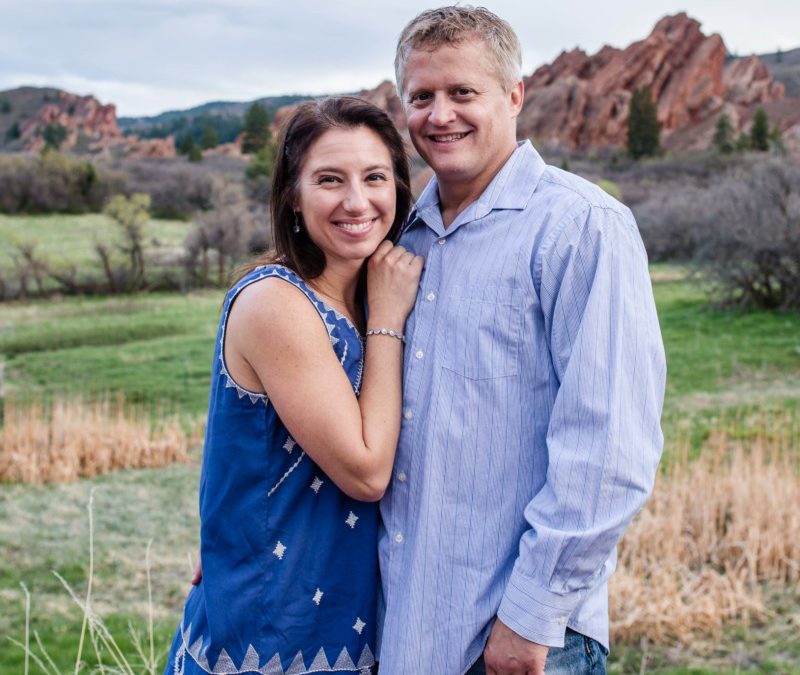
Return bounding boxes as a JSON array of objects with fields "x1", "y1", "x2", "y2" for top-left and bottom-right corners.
[
  {"x1": 0, "y1": 152, "x2": 125, "y2": 214},
  {"x1": 693, "y1": 158, "x2": 800, "y2": 309},
  {"x1": 118, "y1": 159, "x2": 215, "y2": 219},
  {"x1": 184, "y1": 179, "x2": 268, "y2": 285}
]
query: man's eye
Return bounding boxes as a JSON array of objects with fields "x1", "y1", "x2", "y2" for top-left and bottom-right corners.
[
  {"x1": 454, "y1": 88, "x2": 474, "y2": 96},
  {"x1": 410, "y1": 92, "x2": 431, "y2": 104}
]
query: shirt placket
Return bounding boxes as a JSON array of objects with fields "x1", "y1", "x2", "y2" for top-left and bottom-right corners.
[{"x1": 385, "y1": 226, "x2": 447, "y2": 585}]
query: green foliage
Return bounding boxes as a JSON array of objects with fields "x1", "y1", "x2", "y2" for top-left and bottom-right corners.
[
  {"x1": 103, "y1": 193, "x2": 152, "y2": 290},
  {"x1": 133, "y1": 112, "x2": 243, "y2": 145},
  {"x1": 712, "y1": 113, "x2": 734, "y2": 154},
  {"x1": 750, "y1": 108, "x2": 770, "y2": 152},
  {"x1": 201, "y1": 124, "x2": 218, "y2": 149},
  {"x1": 42, "y1": 122, "x2": 68, "y2": 150},
  {"x1": 596, "y1": 179, "x2": 623, "y2": 201},
  {"x1": 179, "y1": 134, "x2": 203, "y2": 162},
  {"x1": 245, "y1": 146, "x2": 275, "y2": 181},
  {"x1": 4, "y1": 120, "x2": 20, "y2": 141},
  {"x1": 559, "y1": 157, "x2": 570, "y2": 172},
  {"x1": 241, "y1": 102, "x2": 271, "y2": 155},
  {"x1": 627, "y1": 87, "x2": 660, "y2": 159},
  {"x1": 735, "y1": 132, "x2": 751, "y2": 152},
  {"x1": 0, "y1": 99, "x2": 11, "y2": 114}
]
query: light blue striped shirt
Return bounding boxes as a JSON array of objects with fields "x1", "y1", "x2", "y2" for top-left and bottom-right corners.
[{"x1": 377, "y1": 141, "x2": 666, "y2": 674}]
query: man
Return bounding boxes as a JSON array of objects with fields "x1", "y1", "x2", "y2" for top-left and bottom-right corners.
[{"x1": 377, "y1": 7, "x2": 666, "y2": 675}]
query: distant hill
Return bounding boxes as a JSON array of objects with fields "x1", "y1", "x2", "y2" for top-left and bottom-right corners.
[
  {"x1": 117, "y1": 95, "x2": 316, "y2": 145},
  {"x1": 759, "y1": 47, "x2": 800, "y2": 97}
]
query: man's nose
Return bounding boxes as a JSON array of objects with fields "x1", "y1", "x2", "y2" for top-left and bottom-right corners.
[{"x1": 429, "y1": 94, "x2": 456, "y2": 126}]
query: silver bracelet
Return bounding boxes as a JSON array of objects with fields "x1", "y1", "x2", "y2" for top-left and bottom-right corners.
[{"x1": 365, "y1": 327, "x2": 405, "y2": 343}]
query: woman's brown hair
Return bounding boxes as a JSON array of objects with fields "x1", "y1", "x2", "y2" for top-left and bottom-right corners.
[{"x1": 239, "y1": 96, "x2": 412, "y2": 282}]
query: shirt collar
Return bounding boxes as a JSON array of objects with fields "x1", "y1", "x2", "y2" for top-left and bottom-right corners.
[{"x1": 406, "y1": 140, "x2": 547, "y2": 236}]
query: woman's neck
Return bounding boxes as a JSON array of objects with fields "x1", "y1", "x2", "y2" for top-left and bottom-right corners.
[{"x1": 309, "y1": 262, "x2": 364, "y2": 330}]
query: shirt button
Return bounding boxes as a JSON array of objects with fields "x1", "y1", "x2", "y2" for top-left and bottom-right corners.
[
  {"x1": 415, "y1": 350, "x2": 424, "y2": 360},
  {"x1": 394, "y1": 532, "x2": 404, "y2": 543},
  {"x1": 437, "y1": 238, "x2": 446, "y2": 246},
  {"x1": 557, "y1": 616, "x2": 567, "y2": 625},
  {"x1": 426, "y1": 291, "x2": 436, "y2": 302},
  {"x1": 397, "y1": 471, "x2": 407, "y2": 482},
  {"x1": 403, "y1": 409, "x2": 413, "y2": 421}
]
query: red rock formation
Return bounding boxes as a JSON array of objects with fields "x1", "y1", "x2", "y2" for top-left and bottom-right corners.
[
  {"x1": 355, "y1": 80, "x2": 406, "y2": 131},
  {"x1": 20, "y1": 92, "x2": 123, "y2": 152},
  {"x1": 122, "y1": 135, "x2": 177, "y2": 159},
  {"x1": 724, "y1": 55, "x2": 785, "y2": 106},
  {"x1": 519, "y1": 13, "x2": 739, "y2": 148},
  {"x1": 270, "y1": 81, "x2": 405, "y2": 138}
]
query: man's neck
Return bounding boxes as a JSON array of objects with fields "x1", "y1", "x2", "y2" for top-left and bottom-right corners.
[{"x1": 436, "y1": 142, "x2": 518, "y2": 229}]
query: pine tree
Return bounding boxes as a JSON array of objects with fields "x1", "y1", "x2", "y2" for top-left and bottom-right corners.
[
  {"x1": 241, "y1": 103, "x2": 271, "y2": 155},
  {"x1": 180, "y1": 135, "x2": 203, "y2": 162},
  {"x1": 201, "y1": 124, "x2": 219, "y2": 150},
  {"x1": 712, "y1": 113, "x2": 734, "y2": 154},
  {"x1": 750, "y1": 108, "x2": 770, "y2": 152},
  {"x1": 627, "y1": 87, "x2": 660, "y2": 159}
]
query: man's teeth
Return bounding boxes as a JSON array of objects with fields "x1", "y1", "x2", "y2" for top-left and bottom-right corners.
[
  {"x1": 336, "y1": 220, "x2": 373, "y2": 232},
  {"x1": 433, "y1": 133, "x2": 468, "y2": 142}
]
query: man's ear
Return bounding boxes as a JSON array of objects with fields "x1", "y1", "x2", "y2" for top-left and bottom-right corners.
[{"x1": 509, "y1": 80, "x2": 524, "y2": 117}]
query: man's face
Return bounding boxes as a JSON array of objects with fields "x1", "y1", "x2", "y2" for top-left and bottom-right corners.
[{"x1": 401, "y1": 39, "x2": 523, "y2": 196}]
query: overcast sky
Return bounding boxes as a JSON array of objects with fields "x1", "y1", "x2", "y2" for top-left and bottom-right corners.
[{"x1": 1, "y1": 1, "x2": 797, "y2": 117}]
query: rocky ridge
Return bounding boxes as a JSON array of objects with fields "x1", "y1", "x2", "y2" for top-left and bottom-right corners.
[{"x1": 272, "y1": 13, "x2": 796, "y2": 155}]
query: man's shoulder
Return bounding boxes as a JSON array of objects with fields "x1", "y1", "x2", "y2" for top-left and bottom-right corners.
[{"x1": 535, "y1": 165, "x2": 630, "y2": 221}]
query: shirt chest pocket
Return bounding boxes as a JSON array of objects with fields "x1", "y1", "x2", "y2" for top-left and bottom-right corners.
[{"x1": 438, "y1": 284, "x2": 523, "y2": 380}]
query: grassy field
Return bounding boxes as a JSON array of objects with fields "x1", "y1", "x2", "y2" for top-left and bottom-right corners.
[
  {"x1": 1, "y1": 260, "x2": 800, "y2": 673},
  {"x1": 0, "y1": 213, "x2": 193, "y2": 293}
]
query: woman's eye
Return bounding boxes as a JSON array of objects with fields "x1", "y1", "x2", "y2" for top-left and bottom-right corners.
[
  {"x1": 317, "y1": 175, "x2": 339, "y2": 184},
  {"x1": 367, "y1": 174, "x2": 387, "y2": 182}
]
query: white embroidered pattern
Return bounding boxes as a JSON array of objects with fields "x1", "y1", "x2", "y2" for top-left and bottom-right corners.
[
  {"x1": 283, "y1": 436, "x2": 296, "y2": 453},
  {"x1": 310, "y1": 477, "x2": 323, "y2": 494},
  {"x1": 267, "y1": 451, "x2": 306, "y2": 498},
  {"x1": 272, "y1": 541, "x2": 286, "y2": 560},
  {"x1": 176, "y1": 622, "x2": 376, "y2": 674},
  {"x1": 312, "y1": 588, "x2": 324, "y2": 605},
  {"x1": 345, "y1": 512, "x2": 359, "y2": 529}
]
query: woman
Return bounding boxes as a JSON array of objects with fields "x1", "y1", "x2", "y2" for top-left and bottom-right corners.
[{"x1": 165, "y1": 97, "x2": 422, "y2": 675}]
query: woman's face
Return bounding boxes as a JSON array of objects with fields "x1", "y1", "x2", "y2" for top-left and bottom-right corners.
[{"x1": 294, "y1": 126, "x2": 397, "y2": 268}]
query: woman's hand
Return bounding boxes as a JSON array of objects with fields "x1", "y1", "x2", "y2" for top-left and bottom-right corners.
[{"x1": 367, "y1": 240, "x2": 424, "y2": 329}]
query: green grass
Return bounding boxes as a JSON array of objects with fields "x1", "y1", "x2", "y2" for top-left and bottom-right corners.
[
  {"x1": 0, "y1": 463, "x2": 201, "y2": 673},
  {"x1": 0, "y1": 213, "x2": 194, "y2": 294},
  {"x1": 1, "y1": 291, "x2": 221, "y2": 417},
  {"x1": 1, "y1": 264, "x2": 799, "y2": 672}
]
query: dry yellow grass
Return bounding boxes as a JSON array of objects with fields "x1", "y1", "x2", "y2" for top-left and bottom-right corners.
[
  {"x1": 0, "y1": 396, "x2": 193, "y2": 483},
  {"x1": 611, "y1": 414, "x2": 800, "y2": 644}
]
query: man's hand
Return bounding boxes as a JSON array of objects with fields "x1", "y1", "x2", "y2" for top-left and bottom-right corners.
[{"x1": 483, "y1": 618, "x2": 549, "y2": 675}]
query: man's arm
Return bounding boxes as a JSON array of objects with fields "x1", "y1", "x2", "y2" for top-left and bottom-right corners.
[{"x1": 494, "y1": 202, "x2": 666, "y2": 651}]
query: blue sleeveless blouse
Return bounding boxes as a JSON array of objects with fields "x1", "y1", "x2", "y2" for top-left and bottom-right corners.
[{"x1": 166, "y1": 264, "x2": 377, "y2": 675}]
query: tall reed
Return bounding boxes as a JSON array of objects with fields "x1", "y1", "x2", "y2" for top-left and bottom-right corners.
[
  {"x1": 0, "y1": 396, "x2": 192, "y2": 483},
  {"x1": 610, "y1": 410, "x2": 800, "y2": 643}
]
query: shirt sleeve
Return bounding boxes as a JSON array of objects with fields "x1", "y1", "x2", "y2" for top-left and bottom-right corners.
[{"x1": 496, "y1": 201, "x2": 667, "y2": 647}]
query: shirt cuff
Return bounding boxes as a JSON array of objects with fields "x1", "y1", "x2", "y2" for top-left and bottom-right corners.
[{"x1": 496, "y1": 566, "x2": 585, "y2": 648}]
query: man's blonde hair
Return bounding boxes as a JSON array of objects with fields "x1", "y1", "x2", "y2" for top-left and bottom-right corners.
[{"x1": 394, "y1": 5, "x2": 522, "y2": 96}]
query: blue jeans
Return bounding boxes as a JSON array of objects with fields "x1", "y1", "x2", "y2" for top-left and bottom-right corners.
[{"x1": 465, "y1": 628, "x2": 607, "y2": 674}]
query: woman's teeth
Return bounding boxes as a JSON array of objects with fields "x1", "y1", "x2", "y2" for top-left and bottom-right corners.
[{"x1": 336, "y1": 219, "x2": 373, "y2": 232}]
